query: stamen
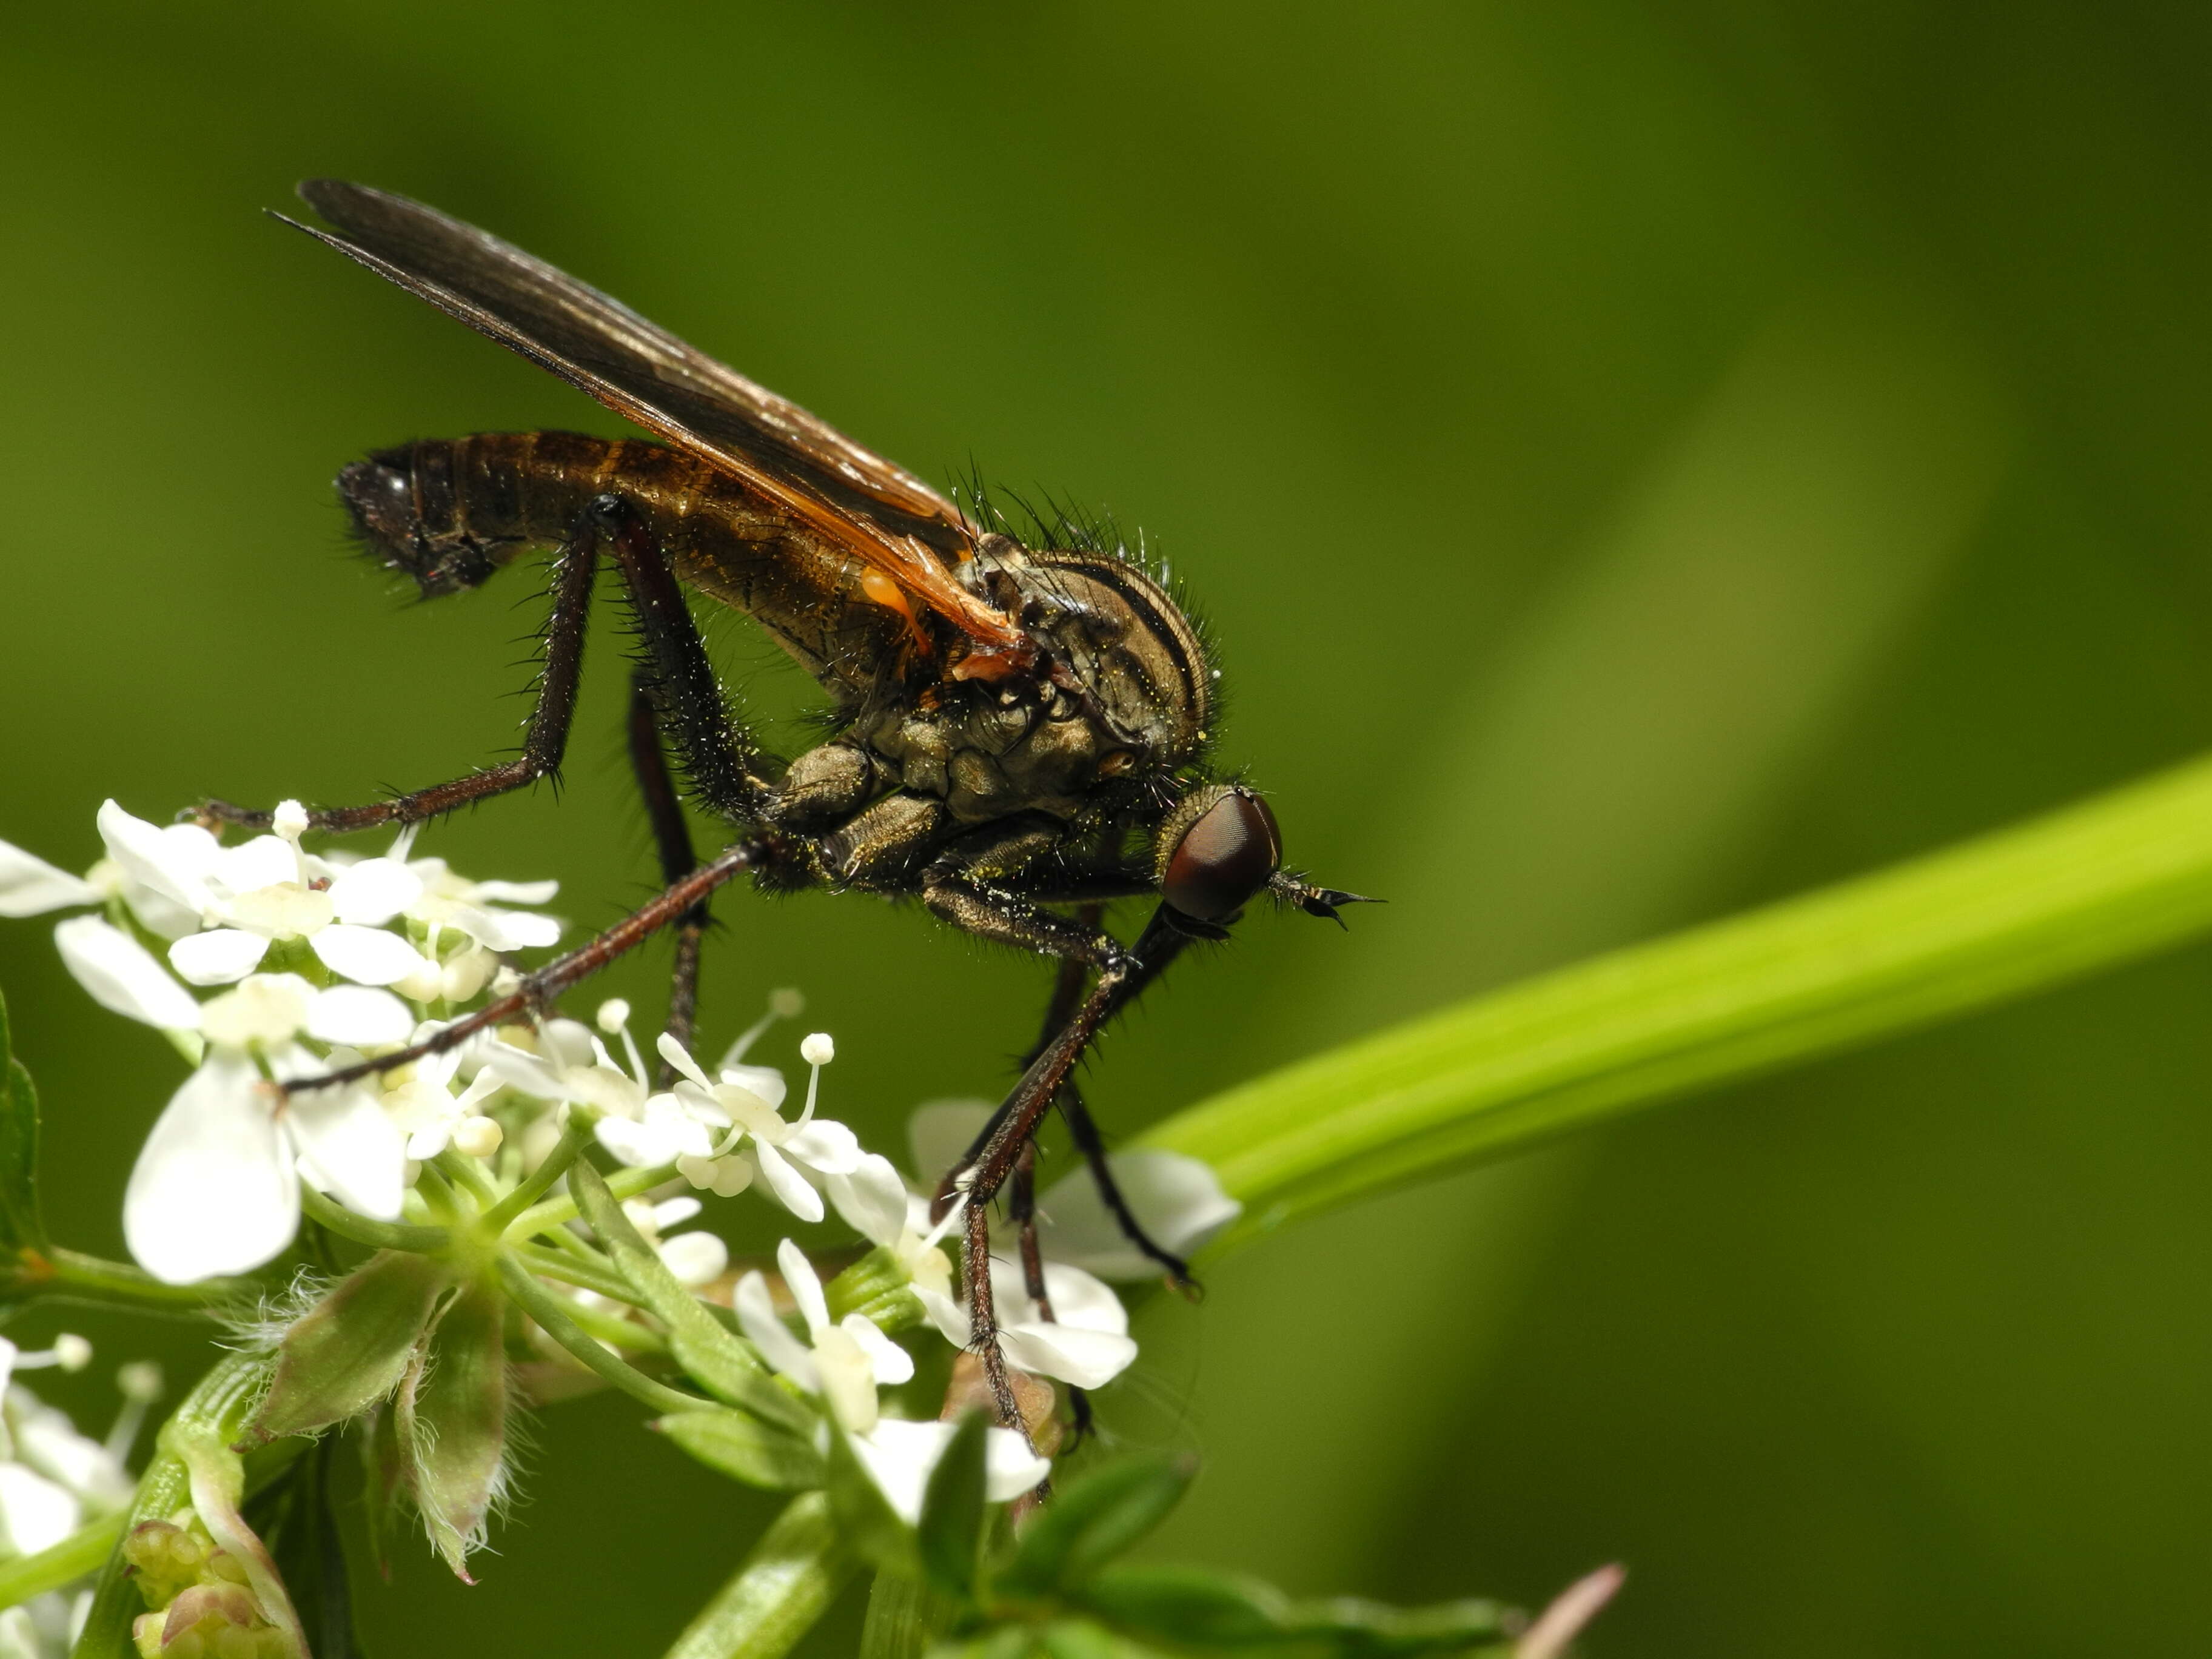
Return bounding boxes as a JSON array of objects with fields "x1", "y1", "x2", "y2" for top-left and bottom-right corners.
[
  {"x1": 796, "y1": 1032, "x2": 833, "y2": 1126},
  {"x1": 723, "y1": 987, "x2": 805, "y2": 1065}
]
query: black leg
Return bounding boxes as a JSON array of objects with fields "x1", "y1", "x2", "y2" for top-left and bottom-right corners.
[
  {"x1": 206, "y1": 497, "x2": 771, "y2": 834},
  {"x1": 627, "y1": 677, "x2": 709, "y2": 1079},
  {"x1": 287, "y1": 840, "x2": 765, "y2": 1095}
]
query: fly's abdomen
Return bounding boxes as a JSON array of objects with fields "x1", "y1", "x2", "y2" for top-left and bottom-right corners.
[{"x1": 338, "y1": 431, "x2": 633, "y2": 598}]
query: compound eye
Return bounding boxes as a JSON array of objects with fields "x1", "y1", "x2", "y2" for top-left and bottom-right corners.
[{"x1": 1162, "y1": 791, "x2": 1282, "y2": 922}]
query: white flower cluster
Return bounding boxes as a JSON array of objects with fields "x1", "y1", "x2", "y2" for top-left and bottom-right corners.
[
  {"x1": 0, "y1": 801, "x2": 563, "y2": 1285},
  {"x1": 1, "y1": 800, "x2": 1244, "y2": 1526},
  {"x1": 0, "y1": 1338, "x2": 156, "y2": 1658}
]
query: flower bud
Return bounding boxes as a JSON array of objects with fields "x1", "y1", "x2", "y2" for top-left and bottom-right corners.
[
  {"x1": 243, "y1": 1251, "x2": 451, "y2": 1445},
  {"x1": 401, "y1": 1282, "x2": 510, "y2": 1580}
]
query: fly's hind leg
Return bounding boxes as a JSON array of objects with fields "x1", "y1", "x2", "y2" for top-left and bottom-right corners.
[
  {"x1": 626, "y1": 674, "x2": 708, "y2": 1076},
  {"x1": 206, "y1": 495, "x2": 773, "y2": 834}
]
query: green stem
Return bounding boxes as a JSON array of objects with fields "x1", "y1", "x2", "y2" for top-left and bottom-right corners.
[
  {"x1": 0, "y1": 1513, "x2": 122, "y2": 1611},
  {"x1": 30, "y1": 1247, "x2": 255, "y2": 1313},
  {"x1": 434, "y1": 1147, "x2": 500, "y2": 1209},
  {"x1": 560, "y1": 1291, "x2": 671, "y2": 1354},
  {"x1": 512, "y1": 1240, "x2": 649, "y2": 1305},
  {"x1": 506, "y1": 1159, "x2": 679, "y2": 1241},
  {"x1": 299, "y1": 1184, "x2": 449, "y2": 1254},
  {"x1": 661, "y1": 1493, "x2": 851, "y2": 1659},
  {"x1": 495, "y1": 1252, "x2": 702, "y2": 1414},
  {"x1": 1147, "y1": 749, "x2": 2212, "y2": 1251},
  {"x1": 70, "y1": 1351, "x2": 267, "y2": 1659},
  {"x1": 484, "y1": 1114, "x2": 596, "y2": 1233}
]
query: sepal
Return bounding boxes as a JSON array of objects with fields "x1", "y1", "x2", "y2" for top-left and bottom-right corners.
[{"x1": 243, "y1": 1251, "x2": 452, "y2": 1444}]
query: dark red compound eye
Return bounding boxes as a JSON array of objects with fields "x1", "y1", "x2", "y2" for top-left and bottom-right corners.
[{"x1": 1162, "y1": 791, "x2": 1282, "y2": 921}]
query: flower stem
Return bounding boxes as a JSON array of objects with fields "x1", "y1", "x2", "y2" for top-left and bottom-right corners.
[
  {"x1": 512, "y1": 1239, "x2": 652, "y2": 1307},
  {"x1": 495, "y1": 1252, "x2": 702, "y2": 1414},
  {"x1": 504, "y1": 1159, "x2": 679, "y2": 1242},
  {"x1": 483, "y1": 1114, "x2": 595, "y2": 1233},
  {"x1": 434, "y1": 1147, "x2": 500, "y2": 1210},
  {"x1": 298, "y1": 1183, "x2": 451, "y2": 1253},
  {"x1": 1147, "y1": 748, "x2": 2212, "y2": 1252},
  {"x1": 0, "y1": 1512, "x2": 121, "y2": 1612},
  {"x1": 26, "y1": 1247, "x2": 255, "y2": 1315},
  {"x1": 660, "y1": 1493, "x2": 850, "y2": 1659}
]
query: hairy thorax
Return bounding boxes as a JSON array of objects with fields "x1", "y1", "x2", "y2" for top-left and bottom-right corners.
[{"x1": 854, "y1": 537, "x2": 1213, "y2": 825}]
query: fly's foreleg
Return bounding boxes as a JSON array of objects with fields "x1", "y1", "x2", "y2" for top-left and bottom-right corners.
[{"x1": 286, "y1": 839, "x2": 762, "y2": 1096}]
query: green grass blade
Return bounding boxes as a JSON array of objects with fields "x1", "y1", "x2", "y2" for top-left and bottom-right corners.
[{"x1": 1148, "y1": 751, "x2": 2212, "y2": 1251}]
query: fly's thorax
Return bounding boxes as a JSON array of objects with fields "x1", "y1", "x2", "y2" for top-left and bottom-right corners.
[{"x1": 854, "y1": 540, "x2": 1212, "y2": 823}]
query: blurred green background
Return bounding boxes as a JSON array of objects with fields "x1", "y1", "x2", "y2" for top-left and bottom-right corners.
[{"x1": 5, "y1": 2, "x2": 2212, "y2": 1653}]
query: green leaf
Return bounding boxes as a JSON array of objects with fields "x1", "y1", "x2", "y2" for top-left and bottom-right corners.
[
  {"x1": 999, "y1": 1456, "x2": 1193, "y2": 1600},
  {"x1": 1076, "y1": 1566, "x2": 1286, "y2": 1646},
  {"x1": 1148, "y1": 750, "x2": 2212, "y2": 1250},
  {"x1": 655, "y1": 1409, "x2": 826, "y2": 1492},
  {"x1": 0, "y1": 987, "x2": 47, "y2": 1252},
  {"x1": 915, "y1": 1412, "x2": 988, "y2": 1605},
  {"x1": 859, "y1": 1572, "x2": 956, "y2": 1659},
  {"x1": 244, "y1": 1252, "x2": 452, "y2": 1444},
  {"x1": 826, "y1": 1245, "x2": 928, "y2": 1333},
  {"x1": 567, "y1": 1158, "x2": 810, "y2": 1433},
  {"x1": 825, "y1": 1418, "x2": 918, "y2": 1577},
  {"x1": 659, "y1": 1492, "x2": 854, "y2": 1659},
  {"x1": 1275, "y1": 1594, "x2": 1513, "y2": 1656},
  {"x1": 1081, "y1": 1564, "x2": 1513, "y2": 1655}
]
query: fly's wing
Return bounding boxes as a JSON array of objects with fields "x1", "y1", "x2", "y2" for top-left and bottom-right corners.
[{"x1": 283, "y1": 179, "x2": 1026, "y2": 658}]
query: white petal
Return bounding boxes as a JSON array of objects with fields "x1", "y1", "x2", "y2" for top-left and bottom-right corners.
[
  {"x1": 825, "y1": 1155, "x2": 910, "y2": 1248},
  {"x1": 54, "y1": 916, "x2": 199, "y2": 1029},
  {"x1": 841, "y1": 1313, "x2": 914, "y2": 1386},
  {"x1": 754, "y1": 1144, "x2": 825, "y2": 1224},
  {"x1": 326, "y1": 857, "x2": 424, "y2": 926},
  {"x1": 907, "y1": 1099, "x2": 994, "y2": 1188},
  {"x1": 0, "y1": 840, "x2": 96, "y2": 917},
  {"x1": 1036, "y1": 1149, "x2": 1243, "y2": 1279},
  {"x1": 715, "y1": 1061, "x2": 787, "y2": 1111},
  {"x1": 595, "y1": 1116, "x2": 679, "y2": 1168},
  {"x1": 657, "y1": 1231, "x2": 729, "y2": 1286},
  {"x1": 452, "y1": 905, "x2": 561, "y2": 952},
  {"x1": 304, "y1": 985, "x2": 414, "y2": 1047},
  {"x1": 0, "y1": 1464, "x2": 82, "y2": 1557},
  {"x1": 198, "y1": 974, "x2": 314, "y2": 1047},
  {"x1": 311, "y1": 924, "x2": 429, "y2": 987},
  {"x1": 848, "y1": 1419, "x2": 948, "y2": 1526},
  {"x1": 210, "y1": 836, "x2": 297, "y2": 897},
  {"x1": 732, "y1": 1269, "x2": 819, "y2": 1390},
  {"x1": 916, "y1": 1286, "x2": 972, "y2": 1349},
  {"x1": 124, "y1": 1054, "x2": 297, "y2": 1282},
  {"x1": 167, "y1": 928, "x2": 270, "y2": 986},
  {"x1": 999, "y1": 1322, "x2": 1139, "y2": 1390},
  {"x1": 651, "y1": 1196, "x2": 703, "y2": 1230},
  {"x1": 655, "y1": 1031, "x2": 714, "y2": 1091},
  {"x1": 776, "y1": 1238, "x2": 831, "y2": 1335},
  {"x1": 982, "y1": 1427, "x2": 1053, "y2": 1503},
  {"x1": 782, "y1": 1118, "x2": 863, "y2": 1176},
  {"x1": 96, "y1": 801, "x2": 215, "y2": 915},
  {"x1": 1039, "y1": 1262, "x2": 1129, "y2": 1337},
  {"x1": 282, "y1": 1074, "x2": 407, "y2": 1220},
  {"x1": 471, "y1": 878, "x2": 558, "y2": 903},
  {"x1": 481, "y1": 1043, "x2": 566, "y2": 1101}
]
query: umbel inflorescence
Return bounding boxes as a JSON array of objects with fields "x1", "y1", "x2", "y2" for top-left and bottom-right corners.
[
  {"x1": 0, "y1": 803, "x2": 1238, "y2": 1606},
  {"x1": 0, "y1": 800, "x2": 1593, "y2": 1658}
]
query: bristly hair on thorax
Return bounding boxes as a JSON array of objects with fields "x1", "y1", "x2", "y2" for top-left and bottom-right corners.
[{"x1": 947, "y1": 468, "x2": 1228, "y2": 760}]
